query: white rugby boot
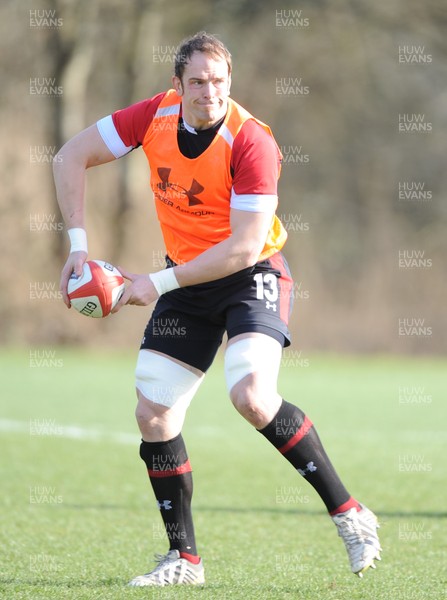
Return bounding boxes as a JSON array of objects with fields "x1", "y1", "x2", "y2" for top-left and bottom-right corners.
[
  {"x1": 128, "y1": 549, "x2": 205, "y2": 587},
  {"x1": 332, "y1": 504, "x2": 382, "y2": 577}
]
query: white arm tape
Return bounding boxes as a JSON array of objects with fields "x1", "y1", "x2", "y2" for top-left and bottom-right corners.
[
  {"x1": 67, "y1": 228, "x2": 88, "y2": 253},
  {"x1": 149, "y1": 268, "x2": 180, "y2": 296},
  {"x1": 230, "y1": 191, "x2": 278, "y2": 213}
]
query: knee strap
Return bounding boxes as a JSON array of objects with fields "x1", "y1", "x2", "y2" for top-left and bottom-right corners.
[
  {"x1": 224, "y1": 335, "x2": 282, "y2": 393},
  {"x1": 135, "y1": 350, "x2": 204, "y2": 408}
]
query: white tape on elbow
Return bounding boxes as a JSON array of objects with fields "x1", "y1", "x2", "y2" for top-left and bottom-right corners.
[
  {"x1": 135, "y1": 350, "x2": 204, "y2": 408},
  {"x1": 224, "y1": 335, "x2": 282, "y2": 393}
]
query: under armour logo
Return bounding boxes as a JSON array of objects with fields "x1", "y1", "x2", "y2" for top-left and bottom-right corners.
[
  {"x1": 297, "y1": 462, "x2": 317, "y2": 477},
  {"x1": 157, "y1": 167, "x2": 204, "y2": 206},
  {"x1": 157, "y1": 500, "x2": 172, "y2": 510},
  {"x1": 266, "y1": 301, "x2": 277, "y2": 311}
]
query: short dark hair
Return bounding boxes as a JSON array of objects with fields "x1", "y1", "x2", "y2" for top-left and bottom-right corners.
[{"x1": 174, "y1": 32, "x2": 232, "y2": 80}]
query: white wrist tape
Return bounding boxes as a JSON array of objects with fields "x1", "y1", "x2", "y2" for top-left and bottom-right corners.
[
  {"x1": 67, "y1": 228, "x2": 88, "y2": 253},
  {"x1": 149, "y1": 268, "x2": 180, "y2": 296}
]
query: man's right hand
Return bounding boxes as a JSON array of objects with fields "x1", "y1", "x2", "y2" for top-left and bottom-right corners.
[{"x1": 60, "y1": 251, "x2": 88, "y2": 308}]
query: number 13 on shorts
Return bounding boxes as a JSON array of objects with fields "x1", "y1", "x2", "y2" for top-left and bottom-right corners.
[{"x1": 254, "y1": 273, "x2": 278, "y2": 311}]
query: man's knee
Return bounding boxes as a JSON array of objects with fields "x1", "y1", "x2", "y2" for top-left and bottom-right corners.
[
  {"x1": 230, "y1": 374, "x2": 263, "y2": 416},
  {"x1": 225, "y1": 335, "x2": 283, "y2": 428},
  {"x1": 135, "y1": 388, "x2": 168, "y2": 427},
  {"x1": 134, "y1": 350, "x2": 204, "y2": 440},
  {"x1": 230, "y1": 374, "x2": 281, "y2": 426},
  {"x1": 135, "y1": 388, "x2": 186, "y2": 441}
]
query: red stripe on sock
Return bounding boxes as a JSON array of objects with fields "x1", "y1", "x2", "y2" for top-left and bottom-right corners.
[
  {"x1": 329, "y1": 496, "x2": 361, "y2": 516},
  {"x1": 278, "y1": 415, "x2": 313, "y2": 454},
  {"x1": 147, "y1": 459, "x2": 192, "y2": 479},
  {"x1": 180, "y1": 552, "x2": 201, "y2": 564}
]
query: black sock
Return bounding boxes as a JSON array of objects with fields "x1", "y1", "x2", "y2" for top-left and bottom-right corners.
[
  {"x1": 258, "y1": 400, "x2": 358, "y2": 513},
  {"x1": 140, "y1": 434, "x2": 197, "y2": 555}
]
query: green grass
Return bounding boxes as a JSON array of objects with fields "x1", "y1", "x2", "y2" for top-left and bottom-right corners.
[{"x1": 1, "y1": 348, "x2": 446, "y2": 599}]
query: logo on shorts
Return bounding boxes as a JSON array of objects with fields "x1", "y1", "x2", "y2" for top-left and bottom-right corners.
[{"x1": 254, "y1": 273, "x2": 279, "y2": 312}]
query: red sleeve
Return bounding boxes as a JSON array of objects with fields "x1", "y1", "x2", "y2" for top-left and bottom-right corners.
[
  {"x1": 111, "y1": 92, "x2": 166, "y2": 148},
  {"x1": 231, "y1": 119, "x2": 281, "y2": 195}
]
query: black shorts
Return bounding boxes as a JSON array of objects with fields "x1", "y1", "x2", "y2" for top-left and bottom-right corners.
[{"x1": 140, "y1": 252, "x2": 294, "y2": 372}]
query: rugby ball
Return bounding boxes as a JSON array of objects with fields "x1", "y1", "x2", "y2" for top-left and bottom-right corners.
[{"x1": 67, "y1": 260, "x2": 125, "y2": 318}]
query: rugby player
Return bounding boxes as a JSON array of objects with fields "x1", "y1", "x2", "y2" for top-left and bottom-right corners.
[{"x1": 54, "y1": 32, "x2": 381, "y2": 586}]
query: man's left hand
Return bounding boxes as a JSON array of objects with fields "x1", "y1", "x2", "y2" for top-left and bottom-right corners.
[{"x1": 111, "y1": 267, "x2": 159, "y2": 313}]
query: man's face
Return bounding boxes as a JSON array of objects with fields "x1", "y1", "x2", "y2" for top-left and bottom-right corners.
[{"x1": 172, "y1": 51, "x2": 231, "y2": 130}]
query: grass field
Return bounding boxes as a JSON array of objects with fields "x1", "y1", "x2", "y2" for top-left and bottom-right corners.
[{"x1": 1, "y1": 348, "x2": 446, "y2": 599}]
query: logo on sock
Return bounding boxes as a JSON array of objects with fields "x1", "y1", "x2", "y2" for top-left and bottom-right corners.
[
  {"x1": 157, "y1": 499, "x2": 172, "y2": 510},
  {"x1": 297, "y1": 461, "x2": 317, "y2": 477}
]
